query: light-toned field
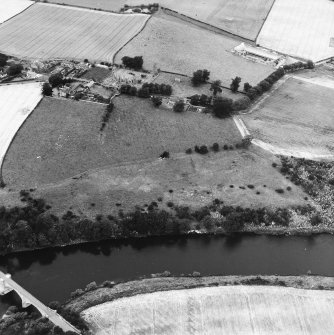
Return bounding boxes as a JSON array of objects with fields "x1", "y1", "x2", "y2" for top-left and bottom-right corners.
[
  {"x1": 48, "y1": 0, "x2": 274, "y2": 40},
  {"x1": 0, "y1": 3, "x2": 149, "y2": 62},
  {"x1": 241, "y1": 75, "x2": 334, "y2": 159},
  {"x1": 82, "y1": 285, "x2": 334, "y2": 335},
  {"x1": 2, "y1": 96, "x2": 241, "y2": 187},
  {"x1": 0, "y1": 83, "x2": 42, "y2": 166},
  {"x1": 115, "y1": 12, "x2": 273, "y2": 88},
  {"x1": 0, "y1": 0, "x2": 33, "y2": 23},
  {"x1": 257, "y1": 0, "x2": 334, "y2": 62}
]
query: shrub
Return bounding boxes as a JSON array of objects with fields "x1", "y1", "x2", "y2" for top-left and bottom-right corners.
[
  {"x1": 173, "y1": 100, "x2": 185, "y2": 113},
  {"x1": 49, "y1": 73, "x2": 64, "y2": 87},
  {"x1": 186, "y1": 148, "x2": 192, "y2": 154},
  {"x1": 275, "y1": 189, "x2": 285, "y2": 194},
  {"x1": 247, "y1": 185, "x2": 254, "y2": 189},
  {"x1": 6, "y1": 63, "x2": 23, "y2": 76},
  {"x1": 0, "y1": 53, "x2": 8, "y2": 67},
  {"x1": 212, "y1": 97, "x2": 233, "y2": 118},
  {"x1": 272, "y1": 162, "x2": 277, "y2": 168},
  {"x1": 243, "y1": 82, "x2": 251, "y2": 92},
  {"x1": 212, "y1": 143, "x2": 219, "y2": 152},
  {"x1": 310, "y1": 213, "x2": 322, "y2": 226},
  {"x1": 223, "y1": 144, "x2": 228, "y2": 150},
  {"x1": 85, "y1": 281, "x2": 97, "y2": 291},
  {"x1": 287, "y1": 186, "x2": 292, "y2": 191},
  {"x1": 232, "y1": 96, "x2": 251, "y2": 111},
  {"x1": 230, "y1": 76, "x2": 241, "y2": 92},
  {"x1": 151, "y1": 96, "x2": 162, "y2": 107},
  {"x1": 167, "y1": 202, "x2": 174, "y2": 208}
]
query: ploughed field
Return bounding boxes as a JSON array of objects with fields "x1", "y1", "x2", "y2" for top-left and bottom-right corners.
[
  {"x1": 257, "y1": 0, "x2": 334, "y2": 62},
  {"x1": 2, "y1": 96, "x2": 241, "y2": 187},
  {"x1": 0, "y1": 82, "x2": 42, "y2": 166},
  {"x1": 82, "y1": 285, "x2": 334, "y2": 335},
  {"x1": 241, "y1": 75, "x2": 334, "y2": 159},
  {"x1": 0, "y1": 3, "x2": 149, "y2": 62},
  {"x1": 115, "y1": 12, "x2": 273, "y2": 88},
  {"x1": 48, "y1": 0, "x2": 274, "y2": 40}
]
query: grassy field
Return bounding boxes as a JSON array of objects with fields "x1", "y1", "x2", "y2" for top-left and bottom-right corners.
[
  {"x1": 3, "y1": 95, "x2": 241, "y2": 187},
  {"x1": 82, "y1": 285, "x2": 334, "y2": 335},
  {"x1": 257, "y1": 0, "x2": 334, "y2": 62},
  {"x1": 115, "y1": 12, "x2": 273, "y2": 88},
  {"x1": 0, "y1": 3, "x2": 149, "y2": 62},
  {"x1": 47, "y1": 0, "x2": 274, "y2": 40},
  {"x1": 0, "y1": 82, "x2": 42, "y2": 167},
  {"x1": 81, "y1": 67, "x2": 111, "y2": 83},
  {"x1": 241, "y1": 76, "x2": 334, "y2": 158}
]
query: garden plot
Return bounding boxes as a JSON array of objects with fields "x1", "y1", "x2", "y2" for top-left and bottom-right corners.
[
  {"x1": 241, "y1": 77, "x2": 334, "y2": 159},
  {"x1": 0, "y1": 0, "x2": 33, "y2": 23},
  {"x1": 0, "y1": 82, "x2": 42, "y2": 167},
  {"x1": 48, "y1": 0, "x2": 274, "y2": 40},
  {"x1": 82, "y1": 285, "x2": 334, "y2": 335},
  {"x1": 115, "y1": 12, "x2": 273, "y2": 88},
  {"x1": 257, "y1": 0, "x2": 334, "y2": 62},
  {"x1": 0, "y1": 3, "x2": 150, "y2": 62}
]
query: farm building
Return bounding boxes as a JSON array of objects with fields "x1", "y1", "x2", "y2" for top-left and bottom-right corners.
[{"x1": 234, "y1": 43, "x2": 283, "y2": 66}]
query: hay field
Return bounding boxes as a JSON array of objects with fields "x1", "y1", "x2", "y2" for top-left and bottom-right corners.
[
  {"x1": 115, "y1": 13, "x2": 273, "y2": 88},
  {"x1": 48, "y1": 0, "x2": 274, "y2": 40},
  {"x1": 0, "y1": 83, "x2": 42, "y2": 167},
  {"x1": 82, "y1": 285, "x2": 334, "y2": 335},
  {"x1": 0, "y1": 3, "x2": 149, "y2": 62},
  {"x1": 257, "y1": 0, "x2": 334, "y2": 62},
  {"x1": 3, "y1": 96, "x2": 241, "y2": 187},
  {"x1": 0, "y1": 0, "x2": 33, "y2": 23},
  {"x1": 241, "y1": 76, "x2": 334, "y2": 158}
]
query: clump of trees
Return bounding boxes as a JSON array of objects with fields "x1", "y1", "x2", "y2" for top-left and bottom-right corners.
[
  {"x1": 189, "y1": 94, "x2": 212, "y2": 107},
  {"x1": 120, "y1": 82, "x2": 172, "y2": 98},
  {"x1": 100, "y1": 101, "x2": 114, "y2": 131},
  {"x1": 151, "y1": 96, "x2": 162, "y2": 107},
  {"x1": 121, "y1": 56, "x2": 143, "y2": 70},
  {"x1": 41, "y1": 83, "x2": 52, "y2": 96},
  {"x1": 191, "y1": 69, "x2": 210, "y2": 86},
  {"x1": 49, "y1": 73, "x2": 64, "y2": 87}
]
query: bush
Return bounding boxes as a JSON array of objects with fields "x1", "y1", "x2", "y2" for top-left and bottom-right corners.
[
  {"x1": 243, "y1": 82, "x2": 251, "y2": 92},
  {"x1": 230, "y1": 76, "x2": 241, "y2": 92},
  {"x1": 191, "y1": 69, "x2": 210, "y2": 86},
  {"x1": 173, "y1": 100, "x2": 185, "y2": 113},
  {"x1": 151, "y1": 96, "x2": 162, "y2": 107},
  {"x1": 167, "y1": 202, "x2": 174, "y2": 208},
  {"x1": 6, "y1": 63, "x2": 23, "y2": 76},
  {"x1": 185, "y1": 148, "x2": 192, "y2": 154},
  {"x1": 275, "y1": 189, "x2": 285, "y2": 194},
  {"x1": 247, "y1": 185, "x2": 254, "y2": 189},
  {"x1": 0, "y1": 53, "x2": 8, "y2": 67},
  {"x1": 212, "y1": 97, "x2": 233, "y2": 118},
  {"x1": 272, "y1": 162, "x2": 277, "y2": 168},
  {"x1": 49, "y1": 73, "x2": 64, "y2": 87},
  {"x1": 232, "y1": 96, "x2": 251, "y2": 111},
  {"x1": 41, "y1": 83, "x2": 52, "y2": 96},
  {"x1": 212, "y1": 143, "x2": 219, "y2": 152}
]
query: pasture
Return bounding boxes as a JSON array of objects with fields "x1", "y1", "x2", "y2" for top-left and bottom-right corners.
[
  {"x1": 0, "y1": 83, "x2": 42, "y2": 167},
  {"x1": 257, "y1": 0, "x2": 334, "y2": 62},
  {"x1": 82, "y1": 285, "x2": 334, "y2": 335},
  {"x1": 0, "y1": 3, "x2": 150, "y2": 62},
  {"x1": 48, "y1": 0, "x2": 274, "y2": 40},
  {"x1": 241, "y1": 76, "x2": 334, "y2": 159},
  {"x1": 3, "y1": 96, "x2": 241, "y2": 187},
  {"x1": 0, "y1": 0, "x2": 32, "y2": 23},
  {"x1": 115, "y1": 12, "x2": 273, "y2": 88}
]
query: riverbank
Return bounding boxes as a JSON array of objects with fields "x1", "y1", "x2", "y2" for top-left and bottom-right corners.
[{"x1": 67, "y1": 274, "x2": 334, "y2": 313}]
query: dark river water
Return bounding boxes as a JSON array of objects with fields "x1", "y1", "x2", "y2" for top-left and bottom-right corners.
[{"x1": 1, "y1": 234, "x2": 334, "y2": 314}]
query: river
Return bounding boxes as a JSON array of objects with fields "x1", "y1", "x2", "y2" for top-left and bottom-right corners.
[{"x1": 1, "y1": 234, "x2": 334, "y2": 314}]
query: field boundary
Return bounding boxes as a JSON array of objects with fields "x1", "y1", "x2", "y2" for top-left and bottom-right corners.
[
  {"x1": 161, "y1": 7, "x2": 254, "y2": 44},
  {"x1": 113, "y1": 13, "x2": 152, "y2": 64},
  {"x1": 255, "y1": 0, "x2": 277, "y2": 41}
]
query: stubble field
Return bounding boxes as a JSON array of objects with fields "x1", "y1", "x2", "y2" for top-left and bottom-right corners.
[
  {"x1": 0, "y1": 0, "x2": 33, "y2": 23},
  {"x1": 0, "y1": 83, "x2": 42, "y2": 167},
  {"x1": 48, "y1": 0, "x2": 274, "y2": 40},
  {"x1": 241, "y1": 76, "x2": 334, "y2": 159},
  {"x1": 82, "y1": 285, "x2": 334, "y2": 335},
  {"x1": 257, "y1": 0, "x2": 334, "y2": 62},
  {"x1": 115, "y1": 12, "x2": 273, "y2": 88},
  {"x1": 0, "y1": 3, "x2": 150, "y2": 62}
]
